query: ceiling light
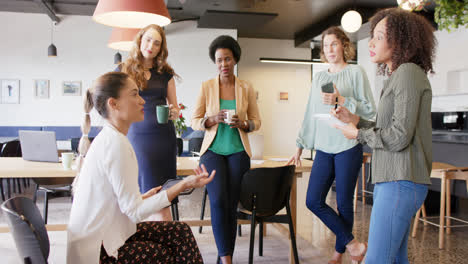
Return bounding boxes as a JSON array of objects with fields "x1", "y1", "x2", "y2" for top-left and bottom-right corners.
[
  {"x1": 259, "y1": 58, "x2": 326, "y2": 65},
  {"x1": 108, "y1": 27, "x2": 140, "y2": 51},
  {"x1": 93, "y1": 0, "x2": 171, "y2": 28},
  {"x1": 341, "y1": 10, "x2": 362, "y2": 33},
  {"x1": 397, "y1": 0, "x2": 426, "y2": 11},
  {"x1": 48, "y1": 21, "x2": 57, "y2": 57}
]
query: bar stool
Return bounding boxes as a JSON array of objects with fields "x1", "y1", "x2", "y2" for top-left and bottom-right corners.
[
  {"x1": 353, "y1": 152, "x2": 372, "y2": 212},
  {"x1": 411, "y1": 162, "x2": 468, "y2": 249}
]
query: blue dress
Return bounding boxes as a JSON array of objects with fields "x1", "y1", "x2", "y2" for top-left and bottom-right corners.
[{"x1": 127, "y1": 69, "x2": 177, "y2": 193}]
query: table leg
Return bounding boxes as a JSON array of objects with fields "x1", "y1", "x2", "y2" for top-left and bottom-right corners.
[
  {"x1": 289, "y1": 172, "x2": 298, "y2": 264},
  {"x1": 446, "y1": 180, "x2": 451, "y2": 234},
  {"x1": 439, "y1": 176, "x2": 446, "y2": 249},
  {"x1": 362, "y1": 161, "x2": 366, "y2": 206}
]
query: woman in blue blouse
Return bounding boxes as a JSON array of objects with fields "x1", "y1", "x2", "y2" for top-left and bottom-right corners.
[{"x1": 288, "y1": 26, "x2": 375, "y2": 264}]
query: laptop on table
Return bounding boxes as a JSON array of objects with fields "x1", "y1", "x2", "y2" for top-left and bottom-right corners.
[{"x1": 19, "y1": 130, "x2": 60, "y2": 163}]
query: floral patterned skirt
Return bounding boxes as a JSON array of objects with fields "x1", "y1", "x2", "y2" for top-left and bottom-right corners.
[{"x1": 100, "y1": 221, "x2": 204, "y2": 264}]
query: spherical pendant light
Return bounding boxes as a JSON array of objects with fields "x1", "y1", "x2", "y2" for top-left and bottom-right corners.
[{"x1": 341, "y1": 10, "x2": 362, "y2": 33}]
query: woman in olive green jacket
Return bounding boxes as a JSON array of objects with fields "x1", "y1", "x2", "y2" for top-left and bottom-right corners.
[{"x1": 333, "y1": 8, "x2": 436, "y2": 264}]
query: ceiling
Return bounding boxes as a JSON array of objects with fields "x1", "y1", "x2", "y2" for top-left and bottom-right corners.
[{"x1": 0, "y1": 0, "x2": 436, "y2": 47}]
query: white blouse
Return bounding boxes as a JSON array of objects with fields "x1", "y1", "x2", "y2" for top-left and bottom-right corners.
[{"x1": 66, "y1": 123, "x2": 171, "y2": 264}]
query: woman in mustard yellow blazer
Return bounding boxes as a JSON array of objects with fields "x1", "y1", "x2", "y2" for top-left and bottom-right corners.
[{"x1": 192, "y1": 35, "x2": 261, "y2": 264}]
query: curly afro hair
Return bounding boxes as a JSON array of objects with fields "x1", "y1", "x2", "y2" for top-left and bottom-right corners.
[
  {"x1": 209, "y1": 35, "x2": 241, "y2": 63},
  {"x1": 370, "y1": 8, "x2": 437, "y2": 75}
]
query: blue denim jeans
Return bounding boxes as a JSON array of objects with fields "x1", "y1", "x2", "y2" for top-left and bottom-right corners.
[
  {"x1": 365, "y1": 181, "x2": 428, "y2": 264},
  {"x1": 305, "y1": 144, "x2": 363, "y2": 253},
  {"x1": 199, "y1": 150, "x2": 250, "y2": 257}
]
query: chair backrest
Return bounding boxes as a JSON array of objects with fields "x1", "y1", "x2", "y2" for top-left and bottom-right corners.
[
  {"x1": 239, "y1": 165, "x2": 295, "y2": 217},
  {"x1": 188, "y1": 137, "x2": 203, "y2": 153},
  {"x1": 1, "y1": 140, "x2": 22, "y2": 157},
  {"x1": 71, "y1": 137, "x2": 94, "y2": 154},
  {"x1": 1, "y1": 197, "x2": 50, "y2": 263}
]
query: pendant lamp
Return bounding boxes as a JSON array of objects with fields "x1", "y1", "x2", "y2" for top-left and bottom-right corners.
[
  {"x1": 114, "y1": 51, "x2": 122, "y2": 64},
  {"x1": 108, "y1": 27, "x2": 140, "y2": 52},
  {"x1": 93, "y1": 0, "x2": 171, "y2": 28},
  {"x1": 48, "y1": 21, "x2": 57, "y2": 57},
  {"x1": 397, "y1": 0, "x2": 426, "y2": 11},
  {"x1": 341, "y1": 10, "x2": 362, "y2": 33}
]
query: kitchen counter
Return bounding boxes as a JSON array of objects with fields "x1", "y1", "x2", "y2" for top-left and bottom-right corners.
[{"x1": 432, "y1": 131, "x2": 468, "y2": 144}]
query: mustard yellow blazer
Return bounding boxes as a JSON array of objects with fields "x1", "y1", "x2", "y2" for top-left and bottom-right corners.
[{"x1": 191, "y1": 75, "x2": 261, "y2": 157}]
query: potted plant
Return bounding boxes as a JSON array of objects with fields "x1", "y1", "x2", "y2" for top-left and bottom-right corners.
[
  {"x1": 174, "y1": 103, "x2": 188, "y2": 156},
  {"x1": 434, "y1": 0, "x2": 468, "y2": 32}
]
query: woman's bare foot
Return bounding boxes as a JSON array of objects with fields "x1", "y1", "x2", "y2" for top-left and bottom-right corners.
[
  {"x1": 346, "y1": 239, "x2": 367, "y2": 263},
  {"x1": 328, "y1": 251, "x2": 343, "y2": 264}
]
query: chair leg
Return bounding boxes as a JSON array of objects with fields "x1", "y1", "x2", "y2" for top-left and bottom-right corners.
[
  {"x1": 171, "y1": 203, "x2": 178, "y2": 221},
  {"x1": 6, "y1": 178, "x2": 11, "y2": 199},
  {"x1": 353, "y1": 181, "x2": 358, "y2": 212},
  {"x1": 286, "y1": 201, "x2": 300, "y2": 264},
  {"x1": 174, "y1": 202, "x2": 180, "y2": 221},
  {"x1": 238, "y1": 223, "x2": 242, "y2": 237},
  {"x1": 422, "y1": 203, "x2": 428, "y2": 226},
  {"x1": 43, "y1": 190, "x2": 49, "y2": 225},
  {"x1": 446, "y1": 180, "x2": 451, "y2": 234},
  {"x1": 199, "y1": 186, "x2": 208, "y2": 233},
  {"x1": 259, "y1": 219, "x2": 263, "y2": 256},
  {"x1": 16, "y1": 178, "x2": 22, "y2": 193},
  {"x1": 33, "y1": 184, "x2": 39, "y2": 203},
  {"x1": 0, "y1": 179, "x2": 5, "y2": 201},
  {"x1": 249, "y1": 209, "x2": 256, "y2": 264},
  {"x1": 412, "y1": 206, "x2": 422, "y2": 238}
]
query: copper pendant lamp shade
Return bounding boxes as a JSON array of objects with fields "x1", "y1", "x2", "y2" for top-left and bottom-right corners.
[
  {"x1": 108, "y1": 27, "x2": 140, "y2": 51},
  {"x1": 93, "y1": 0, "x2": 171, "y2": 28}
]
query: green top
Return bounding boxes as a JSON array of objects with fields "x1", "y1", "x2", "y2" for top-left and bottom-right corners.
[
  {"x1": 357, "y1": 63, "x2": 432, "y2": 185},
  {"x1": 296, "y1": 65, "x2": 376, "y2": 153},
  {"x1": 209, "y1": 99, "x2": 245, "y2": 155}
]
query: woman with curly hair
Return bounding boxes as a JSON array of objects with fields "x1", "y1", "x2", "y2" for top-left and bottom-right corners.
[
  {"x1": 288, "y1": 26, "x2": 375, "y2": 264},
  {"x1": 333, "y1": 8, "x2": 436, "y2": 263},
  {"x1": 192, "y1": 35, "x2": 261, "y2": 264},
  {"x1": 118, "y1": 24, "x2": 179, "y2": 221}
]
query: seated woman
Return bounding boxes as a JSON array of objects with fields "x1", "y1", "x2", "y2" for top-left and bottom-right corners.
[{"x1": 66, "y1": 72, "x2": 215, "y2": 264}]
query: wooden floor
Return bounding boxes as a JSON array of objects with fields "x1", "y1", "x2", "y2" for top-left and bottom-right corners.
[{"x1": 1, "y1": 178, "x2": 468, "y2": 263}]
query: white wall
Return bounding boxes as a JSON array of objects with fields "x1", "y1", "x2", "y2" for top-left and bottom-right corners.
[
  {"x1": 0, "y1": 12, "x2": 236, "y2": 127},
  {"x1": 238, "y1": 38, "x2": 313, "y2": 156},
  {"x1": 358, "y1": 27, "x2": 468, "y2": 112}
]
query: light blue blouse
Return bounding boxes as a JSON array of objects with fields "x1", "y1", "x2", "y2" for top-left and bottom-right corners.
[{"x1": 296, "y1": 64, "x2": 376, "y2": 154}]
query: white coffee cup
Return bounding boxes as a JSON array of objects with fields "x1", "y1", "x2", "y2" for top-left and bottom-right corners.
[
  {"x1": 61, "y1": 152, "x2": 74, "y2": 170},
  {"x1": 224, "y1": 109, "x2": 236, "y2": 124}
]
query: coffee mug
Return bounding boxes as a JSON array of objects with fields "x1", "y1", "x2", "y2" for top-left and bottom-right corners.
[
  {"x1": 156, "y1": 105, "x2": 169, "y2": 124},
  {"x1": 224, "y1": 109, "x2": 236, "y2": 124},
  {"x1": 61, "y1": 152, "x2": 74, "y2": 170}
]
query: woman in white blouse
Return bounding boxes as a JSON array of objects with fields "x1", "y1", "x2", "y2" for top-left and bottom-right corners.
[{"x1": 67, "y1": 72, "x2": 214, "y2": 264}]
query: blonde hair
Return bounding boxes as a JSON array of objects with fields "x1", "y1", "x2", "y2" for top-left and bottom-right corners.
[
  {"x1": 120, "y1": 24, "x2": 177, "y2": 90},
  {"x1": 320, "y1": 26, "x2": 356, "y2": 63},
  {"x1": 73, "y1": 72, "x2": 130, "y2": 191}
]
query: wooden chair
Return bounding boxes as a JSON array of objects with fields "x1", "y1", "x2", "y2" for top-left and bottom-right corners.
[
  {"x1": 353, "y1": 152, "x2": 372, "y2": 212},
  {"x1": 411, "y1": 162, "x2": 468, "y2": 249}
]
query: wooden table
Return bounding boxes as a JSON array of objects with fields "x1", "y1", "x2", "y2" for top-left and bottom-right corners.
[{"x1": 0, "y1": 156, "x2": 312, "y2": 263}]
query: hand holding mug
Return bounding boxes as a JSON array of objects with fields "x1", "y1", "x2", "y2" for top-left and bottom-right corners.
[
  {"x1": 229, "y1": 115, "x2": 248, "y2": 130},
  {"x1": 168, "y1": 104, "x2": 179, "y2": 120},
  {"x1": 321, "y1": 85, "x2": 344, "y2": 105},
  {"x1": 211, "y1": 110, "x2": 227, "y2": 124}
]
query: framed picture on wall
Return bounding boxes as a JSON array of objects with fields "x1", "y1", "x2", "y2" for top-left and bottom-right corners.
[
  {"x1": 62, "y1": 81, "x2": 82, "y2": 96},
  {"x1": 34, "y1": 79, "x2": 50, "y2": 99},
  {"x1": 1, "y1": 79, "x2": 20, "y2": 104}
]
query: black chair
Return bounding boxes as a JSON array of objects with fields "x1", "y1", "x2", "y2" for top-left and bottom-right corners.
[
  {"x1": 32, "y1": 177, "x2": 73, "y2": 224},
  {"x1": 237, "y1": 165, "x2": 300, "y2": 264},
  {"x1": 1, "y1": 140, "x2": 24, "y2": 198},
  {"x1": 1, "y1": 196, "x2": 50, "y2": 264},
  {"x1": 71, "y1": 137, "x2": 94, "y2": 154}
]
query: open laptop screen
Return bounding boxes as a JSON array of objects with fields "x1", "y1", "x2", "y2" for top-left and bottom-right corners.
[{"x1": 19, "y1": 130, "x2": 59, "y2": 162}]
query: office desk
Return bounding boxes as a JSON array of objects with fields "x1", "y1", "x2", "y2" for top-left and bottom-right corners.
[{"x1": 0, "y1": 157, "x2": 312, "y2": 263}]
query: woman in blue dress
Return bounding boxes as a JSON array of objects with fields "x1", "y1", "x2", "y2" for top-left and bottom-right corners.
[{"x1": 120, "y1": 24, "x2": 179, "y2": 221}]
